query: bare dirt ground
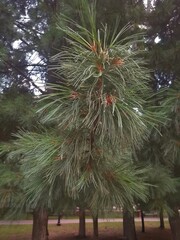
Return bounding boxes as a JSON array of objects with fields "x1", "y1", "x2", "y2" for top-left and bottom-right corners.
[{"x1": 50, "y1": 226, "x2": 172, "y2": 240}]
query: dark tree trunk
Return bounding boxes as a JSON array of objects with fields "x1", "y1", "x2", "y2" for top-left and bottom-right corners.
[
  {"x1": 168, "y1": 208, "x2": 180, "y2": 240},
  {"x1": 32, "y1": 207, "x2": 49, "y2": 240},
  {"x1": 123, "y1": 208, "x2": 137, "y2": 240},
  {"x1": 140, "y1": 209, "x2": 145, "y2": 233},
  {"x1": 92, "y1": 214, "x2": 99, "y2": 238},
  {"x1": 78, "y1": 207, "x2": 86, "y2": 238},
  {"x1": 46, "y1": 218, "x2": 49, "y2": 237},
  {"x1": 57, "y1": 213, "x2": 63, "y2": 226},
  {"x1": 159, "y1": 208, "x2": 165, "y2": 229}
]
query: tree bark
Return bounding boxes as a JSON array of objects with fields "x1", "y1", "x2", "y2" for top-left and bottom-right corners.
[
  {"x1": 92, "y1": 214, "x2": 99, "y2": 238},
  {"x1": 32, "y1": 207, "x2": 49, "y2": 240},
  {"x1": 78, "y1": 207, "x2": 86, "y2": 238},
  {"x1": 140, "y1": 209, "x2": 145, "y2": 233},
  {"x1": 123, "y1": 208, "x2": 137, "y2": 240},
  {"x1": 159, "y1": 208, "x2": 165, "y2": 229},
  {"x1": 168, "y1": 208, "x2": 180, "y2": 240}
]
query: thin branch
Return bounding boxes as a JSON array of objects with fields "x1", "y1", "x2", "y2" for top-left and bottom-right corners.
[
  {"x1": 15, "y1": 21, "x2": 43, "y2": 36},
  {"x1": 4, "y1": 61, "x2": 45, "y2": 94},
  {"x1": 16, "y1": 64, "x2": 46, "y2": 68}
]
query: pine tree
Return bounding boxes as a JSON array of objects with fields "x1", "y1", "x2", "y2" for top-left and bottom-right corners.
[
  {"x1": 0, "y1": 87, "x2": 36, "y2": 217},
  {"x1": 146, "y1": 1, "x2": 180, "y2": 238},
  {"x1": 7, "y1": 1, "x2": 162, "y2": 239},
  {"x1": 161, "y1": 82, "x2": 180, "y2": 240},
  {"x1": 1, "y1": 1, "x2": 166, "y2": 240}
]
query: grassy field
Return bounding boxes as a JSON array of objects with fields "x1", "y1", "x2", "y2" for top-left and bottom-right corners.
[{"x1": 0, "y1": 221, "x2": 171, "y2": 240}]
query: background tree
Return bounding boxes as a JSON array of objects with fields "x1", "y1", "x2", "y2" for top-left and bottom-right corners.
[
  {"x1": 0, "y1": 87, "x2": 36, "y2": 217},
  {"x1": 0, "y1": 0, "x2": 77, "y2": 92},
  {"x1": 147, "y1": 0, "x2": 180, "y2": 89},
  {"x1": 146, "y1": 1, "x2": 180, "y2": 238},
  {"x1": 161, "y1": 82, "x2": 180, "y2": 240}
]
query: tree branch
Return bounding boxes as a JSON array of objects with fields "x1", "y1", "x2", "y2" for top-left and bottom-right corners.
[{"x1": 4, "y1": 61, "x2": 46, "y2": 94}]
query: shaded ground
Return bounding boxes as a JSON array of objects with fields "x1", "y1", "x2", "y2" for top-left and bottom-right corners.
[
  {"x1": 0, "y1": 227, "x2": 171, "y2": 240},
  {"x1": 0, "y1": 220, "x2": 172, "y2": 240},
  {"x1": 49, "y1": 224, "x2": 172, "y2": 240}
]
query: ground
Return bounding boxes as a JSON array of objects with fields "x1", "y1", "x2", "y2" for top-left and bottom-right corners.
[
  {"x1": 0, "y1": 219, "x2": 172, "y2": 240},
  {"x1": 49, "y1": 224, "x2": 172, "y2": 240}
]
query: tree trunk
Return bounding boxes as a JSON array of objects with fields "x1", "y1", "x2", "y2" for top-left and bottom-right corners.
[
  {"x1": 140, "y1": 209, "x2": 145, "y2": 233},
  {"x1": 32, "y1": 207, "x2": 49, "y2": 240},
  {"x1": 78, "y1": 207, "x2": 86, "y2": 238},
  {"x1": 57, "y1": 213, "x2": 63, "y2": 226},
  {"x1": 168, "y1": 208, "x2": 180, "y2": 240},
  {"x1": 159, "y1": 208, "x2": 165, "y2": 229},
  {"x1": 92, "y1": 214, "x2": 98, "y2": 238},
  {"x1": 123, "y1": 208, "x2": 137, "y2": 240}
]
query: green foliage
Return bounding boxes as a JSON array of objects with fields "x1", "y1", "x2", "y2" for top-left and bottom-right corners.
[
  {"x1": 4, "y1": 129, "x2": 148, "y2": 214},
  {"x1": 137, "y1": 80, "x2": 180, "y2": 214},
  {"x1": 0, "y1": 1, "x2": 159, "y2": 217},
  {"x1": 147, "y1": 0, "x2": 180, "y2": 88},
  {"x1": 0, "y1": 90, "x2": 37, "y2": 140},
  {"x1": 39, "y1": 5, "x2": 161, "y2": 149},
  {"x1": 1, "y1": 0, "x2": 178, "y2": 222},
  {"x1": 28, "y1": 1, "x2": 161, "y2": 212},
  {"x1": 161, "y1": 82, "x2": 180, "y2": 166},
  {"x1": 0, "y1": 88, "x2": 40, "y2": 217}
]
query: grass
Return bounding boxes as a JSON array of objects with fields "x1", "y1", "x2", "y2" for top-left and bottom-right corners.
[
  {"x1": 0, "y1": 220, "x2": 171, "y2": 240},
  {"x1": 0, "y1": 225, "x2": 32, "y2": 240},
  {"x1": 0, "y1": 209, "x2": 128, "y2": 220}
]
